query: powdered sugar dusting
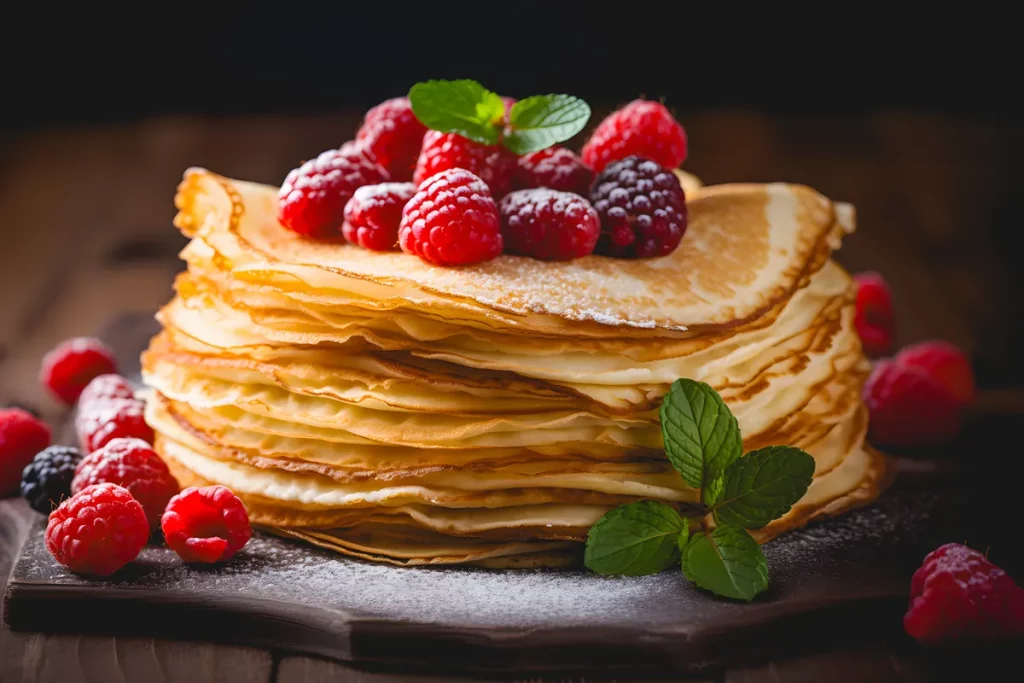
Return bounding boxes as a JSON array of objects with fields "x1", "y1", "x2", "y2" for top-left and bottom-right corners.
[{"x1": 11, "y1": 487, "x2": 945, "y2": 633}]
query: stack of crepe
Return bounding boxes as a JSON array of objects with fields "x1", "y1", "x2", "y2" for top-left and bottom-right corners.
[{"x1": 141, "y1": 167, "x2": 888, "y2": 567}]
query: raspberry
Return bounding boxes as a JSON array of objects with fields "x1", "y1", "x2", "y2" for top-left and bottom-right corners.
[
  {"x1": 78, "y1": 374, "x2": 135, "y2": 408},
  {"x1": 589, "y1": 156, "x2": 688, "y2": 258},
  {"x1": 581, "y1": 100, "x2": 688, "y2": 173},
  {"x1": 399, "y1": 169, "x2": 503, "y2": 266},
  {"x1": 1, "y1": 402, "x2": 40, "y2": 418},
  {"x1": 75, "y1": 398, "x2": 154, "y2": 453},
  {"x1": 499, "y1": 189, "x2": 600, "y2": 261},
  {"x1": 278, "y1": 144, "x2": 390, "y2": 239},
  {"x1": 413, "y1": 131, "x2": 517, "y2": 197},
  {"x1": 853, "y1": 272, "x2": 895, "y2": 357},
  {"x1": 39, "y1": 337, "x2": 118, "y2": 405},
  {"x1": 863, "y1": 358, "x2": 962, "y2": 446},
  {"x1": 73, "y1": 437, "x2": 179, "y2": 529},
  {"x1": 513, "y1": 146, "x2": 595, "y2": 196},
  {"x1": 21, "y1": 445, "x2": 82, "y2": 514},
  {"x1": 904, "y1": 543, "x2": 1024, "y2": 644},
  {"x1": 45, "y1": 483, "x2": 148, "y2": 576},
  {"x1": 896, "y1": 340, "x2": 975, "y2": 406},
  {"x1": 161, "y1": 485, "x2": 252, "y2": 563},
  {"x1": 0, "y1": 408, "x2": 52, "y2": 495},
  {"x1": 342, "y1": 182, "x2": 416, "y2": 251},
  {"x1": 355, "y1": 97, "x2": 427, "y2": 182}
]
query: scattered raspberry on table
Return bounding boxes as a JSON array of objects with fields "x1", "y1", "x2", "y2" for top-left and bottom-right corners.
[
  {"x1": 863, "y1": 358, "x2": 962, "y2": 446},
  {"x1": 278, "y1": 143, "x2": 390, "y2": 238},
  {"x1": 581, "y1": 100, "x2": 688, "y2": 173},
  {"x1": 356, "y1": 97, "x2": 428, "y2": 182},
  {"x1": 39, "y1": 337, "x2": 118, "y2": 405},
  {"x1": 905, "y1": 543, "x2": 1024, "y2": 644},
  {"x1": 73, "y1": 437, "x2": 179, "y2": 529},
  {"x1": 342, "y1": 182, "x2": 416, "y2": 251},
  {"x1": 413, "y1": 131, "x2": 517, "y2": 198},
  {"x1": 75, "y1": 398, "x2": 154, "y2": 453},
  {"x1": 20, "y1": 445, "x2": 82, "y2": 514},
  {"x1": 45, "y1": 482, "x2": 149, "y2": 576},
  {"x1": 79, "y1": 374, "x2": 136, "y2": 407},
  {"x1": 400, "y1": 168, "x2": 503, "y2": 266},
  {"x1": 853, "y1": 272, "x2": 896, "y2": 357},
  {"x1": 589, "y1": 155, "x2": 688, "y2": 258},
  {"x1": 500, "y1": 189, "x2": 600, "y2": 261},
  {"x1": 161, "y1": 485, "x2": 252, "y2": 563},
  {"x1": 896, "y1": 340, "x2": 975, "y2": 406},
  {"x1": 513, "y1": 146, "x2": 595, "y2": 196},
  {"x1": 0, "y1": 408, "x2": 52, "y2": 495}
]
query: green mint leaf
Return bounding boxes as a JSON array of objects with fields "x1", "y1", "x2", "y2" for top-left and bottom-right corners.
[
  {"x1": 408, "y1": 79, "x2": 504, "y2": 145},
  {"x1": 659, "y1": 379, "x2": 742, "y2": 497},
  {"x1": 584, "y1": 501, "x2": 686, "y2": 576},
  {"x1": 711, "y1": 446, "x2": 816, "y2": 529},
  {"x1": 503, "y1": 94, "x2": 592, "y2": 155},
  {"x1": 681, "y1": 525, "x2": 769, "y2": 601}
]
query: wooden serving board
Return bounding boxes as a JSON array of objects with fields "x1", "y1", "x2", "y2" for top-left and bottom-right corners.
[{"x1": 2, "y1": 314, "x2": 1019, "y2": 678}]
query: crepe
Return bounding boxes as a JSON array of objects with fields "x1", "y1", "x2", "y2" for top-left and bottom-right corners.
[{"x1": 140, "y1": 167, "x2": 888, "y2": 566}]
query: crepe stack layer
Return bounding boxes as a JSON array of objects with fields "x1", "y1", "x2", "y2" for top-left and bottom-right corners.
[{"x1": 141, "y1": 167, "x2": 888, "y2": 567}]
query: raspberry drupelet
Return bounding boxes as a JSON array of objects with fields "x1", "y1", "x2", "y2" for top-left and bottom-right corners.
[
  {"x1": 73, "y1": 437, "x2": 179, "y2": 529},
  {"x1": 399, "y1": 169, "x2": 503, "y2": 266},
  {"x1": 161, "y1": 485, "x2": 252, "y2": 563},
  {"x1": 499, "y1": 189, "x2": 600, "y2": 261},
  {"x1": 413, "y1": 131, "x2": 517, "y2": 198},
  {"x1": 278, "y1": 143, "x2": 389, "y2": 239},
  {"x1": 581, "y1": 100, "x2": 688, "y2": 173},
  {"x1": 45, "y1": 482, "x2": 149, "y2": 576}
]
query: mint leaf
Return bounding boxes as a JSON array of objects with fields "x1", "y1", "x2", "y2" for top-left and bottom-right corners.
[
  {"x1": 711, "y1": 446, "x2": 815, "y2": 529},
  {"x1": 659, "y1": 379, "x2": 742, "y2": 497},
  {"x1": 584, "y1": 501, "x2": 687, "y2": 576},
  {"x1": 408, "y1": 79, "x2": 504, "y2": 145},
  {"x1": 681, "y1": 525, "x2": 768, "y2": 601},
  {"x1": 504, "y1": 94, "x2": 591, "y2": 155}
]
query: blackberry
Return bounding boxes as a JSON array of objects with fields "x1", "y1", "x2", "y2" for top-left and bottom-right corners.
[
  {"x1": 21, "y1": 445, "x2": 83, "y2": 514},
  {"x1": 589, "y1": 155, "x2": 687, "y2": 258}
]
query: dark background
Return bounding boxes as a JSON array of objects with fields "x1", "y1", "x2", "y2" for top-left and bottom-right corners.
[{"x1": 2, "y1": 9, "x2": 1021, "y2": 129}]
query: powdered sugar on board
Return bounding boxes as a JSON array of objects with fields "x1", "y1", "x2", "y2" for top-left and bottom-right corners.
[{"x1": 9, "y1": 487, "x2": 943, "y2": 631}]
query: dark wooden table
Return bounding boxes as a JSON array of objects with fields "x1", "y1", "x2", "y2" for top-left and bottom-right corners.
[{"x1": 1, "y1": 110, "x2": 1021, "y2": 681}]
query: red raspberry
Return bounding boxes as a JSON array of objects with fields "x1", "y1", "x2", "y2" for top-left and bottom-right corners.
[
  {"x1": 399, "y1": 169, "x2": 503, "y2": 266},
  {"x1": 863, "y1": 358, "x2": 962, "y2": 446},
  {"x1": 589, "y1": 155, "x2": 688, "y2": 258},
  {"x1": 72, "y1": 437, "x2": 179, "y2": 529},
  {"x1": 499, "y1": 189, "x2": 600, "y2": 261},
  {"x1": 342, "y1": 182, "x2": 416, "y2": 251},
  {"x1": 161, "y1": 485, "x2": 252, "y2": 563},
  {"x1": 853, "y1": 272, "x2": 896, "y2": 357},
  {"x1": 581, "y1": 100, "x2": 688, "y2": 173},
  {"x1": 75, "y1": 398, "x2": 154, "y2": 453},
  {"x1": 413, "y1": 131, "x2": 517, "y2": 197},
  {"x1": 45, "y1": 482, "x2": 149, "y2": 576},
  {"x1": 355, "y1": 97, "x2": 427, "y2": 182},
  {"x1": 277, "y1": 144, "x2": 389, "y2": 239},
  {"x1": 79, "y1": 374, "x2": 135, "y2": 408},
  {"x1": 513, "y1": 146, "x2": 595, "y2": 196},
  {"x1": 39, "y1": 337, "x2": 118, "y2": 405},
  {"x1": 896, "y1": 340, "x2": 975, "y2": 406},
  {"x1": 904, "y1": 543, "x2": 1024, "y2": 644},
  {"x1": 0, "y1": 408, "x2": 52, "y2": 495}
]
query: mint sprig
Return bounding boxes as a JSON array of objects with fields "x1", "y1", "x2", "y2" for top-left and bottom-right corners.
[
  {"x1": 585, "y1": 380, "x2": 816, "y2": 602},
  {"x1": 583, "y1": 501, "x2": 687, "y2": 576},
  {"x1": 504, "y1": 95, "x2": 591, "y2": 155},
  {"x1": 682, "y1": 525, "x2": 769, "y2": 601},
  {"x1": 407, "y1": 79, "x2": 590, "y2": 154}
]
